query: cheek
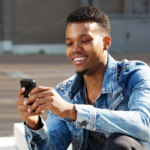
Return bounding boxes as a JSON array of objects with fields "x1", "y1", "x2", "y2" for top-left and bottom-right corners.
[
  {"x1": 93, "y1": 40, "x2": 104, "y2": 56},
  {"x1": 90, "y1": 42, "x2": 103, "y2": 62},
  {"x1": 83, "y1": 42, "x2": 94, "y2": 53},
  {"x1": 94, "y1": 38, "x2": 103, "y2": 49}
]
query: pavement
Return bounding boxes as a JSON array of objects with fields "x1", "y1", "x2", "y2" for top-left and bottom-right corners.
[
  {"x1": 0, "y1": 53, "x2": 150, "y2": 137},
  {"x1": 0, "y1": 60, "x2": 75, "y2": 137}
]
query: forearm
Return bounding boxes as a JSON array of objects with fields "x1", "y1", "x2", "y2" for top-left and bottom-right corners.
[{"x1": 75, "y1": 104, "x2": 150, "y2": 141}]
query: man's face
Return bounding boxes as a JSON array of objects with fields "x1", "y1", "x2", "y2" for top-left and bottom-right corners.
[{"x1": 65, "y1": 21, "x2": 107, "y2": 75}]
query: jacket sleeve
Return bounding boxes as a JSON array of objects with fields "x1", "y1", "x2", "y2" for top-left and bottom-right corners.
[
  {"x1": 75, "y1": 62, "x2": 150, "y2": 142},
  {"x1": 24, "y1": 87, "x2": 71, "y2": 150},
  {"x1": 24, "y1": 112, "x2": 71, "y2": 150}
]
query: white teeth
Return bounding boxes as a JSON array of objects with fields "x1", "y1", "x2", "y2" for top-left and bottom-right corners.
[{"x1": 74, "y1": 57, "x2": 86, "y2": 61}]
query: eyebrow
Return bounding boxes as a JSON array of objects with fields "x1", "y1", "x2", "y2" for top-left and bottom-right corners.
[{"x1": 65, "y1": 34, "x2": 90, "y2": 40}]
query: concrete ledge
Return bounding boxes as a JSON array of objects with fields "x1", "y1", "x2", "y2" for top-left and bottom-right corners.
[
  {"x1": 0, "y1": 137, "x2": 17, "y2": 150},
  {"x1": 14, "y1": 123, "x2": 72, "y2": 150},
  {"x1": 12, "y1": 44, "x2": 66, "y2": 55},
  {"x1": 14, "y1": 123, "x2": 28, "y2": 150}
]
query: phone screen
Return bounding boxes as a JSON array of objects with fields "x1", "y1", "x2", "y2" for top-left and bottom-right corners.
[{"x1": 20, "y1": 79, "x2": 36, "y2": 98}]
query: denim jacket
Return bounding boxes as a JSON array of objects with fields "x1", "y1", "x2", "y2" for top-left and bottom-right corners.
[{"x1": 24, "y1": 54, "x2": 150, "y2": 150}]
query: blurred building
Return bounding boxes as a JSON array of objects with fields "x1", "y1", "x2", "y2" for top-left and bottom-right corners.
[{"x1": 0, "y1": 0, "x2": 150, "y2": 54}]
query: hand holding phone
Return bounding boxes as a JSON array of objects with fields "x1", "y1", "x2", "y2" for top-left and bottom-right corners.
[
  {"x1": 20, "y1": 79, "x2": 36, "y2": 98},
  {"x1": 17, "y1": 79, "x2": 43, "y2": 130}
]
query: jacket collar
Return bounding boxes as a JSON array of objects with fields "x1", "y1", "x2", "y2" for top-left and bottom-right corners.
[
  {"x1": 101, "y1": 54, "x2": 118, "y2": 94},
  {"x1": 68, "y1": 54, "x2": 118, "y2": 96}
]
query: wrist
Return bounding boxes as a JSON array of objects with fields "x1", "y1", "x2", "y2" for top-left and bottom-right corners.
[
  {"x1": 68, "y1": 104, "x2": 77, "y2": 120},
  {"x1": 25, "y1": 116, "x2": 42, "y2": 130}
]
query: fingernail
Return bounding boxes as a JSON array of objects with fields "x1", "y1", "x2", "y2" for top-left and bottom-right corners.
[
  {"x1": 28, "y1": 108, "x2": 30, "y2": 112},
  {"x1": 23, "y1": 100, "x2": 28, "y2": 105},
  {"x1": 21, "y1": 87, "x2": 25, "y2": 91},
  {"x1": 40, "y1": 111, "x2": 43, "y2": 114},
  {"x1": 28, "y1": 93, "x2": 30, "y2": 97}
]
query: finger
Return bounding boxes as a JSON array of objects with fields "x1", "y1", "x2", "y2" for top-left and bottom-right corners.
[
  {"x1": 16, "y1": 97, "x2": 29, "y2": 106},
  {"x1": 29, "y1": 86, "x2": 53, "y2": 96},
  {"x1": 18, "y1": 105, "x2": 44, "y2": 117},
  {"x1": 17, "y1": 105, "x2": 31, "y2": 112},
  {"x1": 27, "y1": 90, "x2": 53, "y2": 105},
  {"x1": 29, "y1": 97, "x2": 51, "y2": 112},
  {"x1": 20, "y1": 111, "x2": 44, "y2": 118},
  {"x1": 28, "y1": 111, "x2": 44, "y2": 116},
  {"x1": 22, "y1": 98, "x2": 37, "y2": 106},
  {"x1": 17, "y1": 87, "x2": 26, "y2": 98},
  {"x1": 35, "y1": 103, "x2": 49, "y2": 113}
]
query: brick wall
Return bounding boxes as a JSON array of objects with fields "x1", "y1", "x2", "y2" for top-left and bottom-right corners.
[
  {"x1": 1, "y1": 0, "x2": 150, "y2": 47},
  {"x1": 149, "y1": 0, "x2": 150, "y2": 13},
  {"x1": 123, "y1": 0, "x2": 149, "y2": 14},
  {"x1": 123, "y1": 0, "x2": 132, "y2": 14},
  {"x1": 98, "y1": 0, "x2": 123, "y2": 14},
  {"x1": 133, "y1": 0, "x2": 148, "y2": 13},
  {"x1": 12, "y1": 0, "x2": 80, "y2": 44},
  {"x1": 81, "y1": 0, "x2": 123, "y2": 14},
  {"x1": 0, "y1": 0, "x2": 3, "y2": 40},
  {"x1": 2, "y1": 0, "x2": 13, "y2": 40}
]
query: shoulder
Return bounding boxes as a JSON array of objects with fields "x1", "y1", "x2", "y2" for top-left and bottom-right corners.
[
  {"x1": 119, "y1": 59, "x2": 150, "y2": 93},
  {"x1": 55, "y1": 74, "x2": 76, "y2": 95},
  {"x1": 122, "y1": 60, "x2": 150, "y2": 80}
]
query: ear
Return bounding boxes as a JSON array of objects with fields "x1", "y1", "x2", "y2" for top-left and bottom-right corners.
[{"x1": 103, "y1": 36, "x2": 111, "y2": 50}]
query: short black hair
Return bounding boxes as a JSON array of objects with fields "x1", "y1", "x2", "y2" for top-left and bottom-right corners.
[{"x1": 66, "y1": 6, "x2": 110, "y2": 35}]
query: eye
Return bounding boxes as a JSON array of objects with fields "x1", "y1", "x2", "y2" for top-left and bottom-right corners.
[
  {"x1": 82, "y1": 39, "x2": 92, "y2": 43},
  {"x1": 66, "y1": 42, "x2": 73, "y2": 46}
]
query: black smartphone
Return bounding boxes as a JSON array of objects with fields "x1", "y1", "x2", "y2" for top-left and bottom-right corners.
[{"x1": 20, "y1": 79, "x2": 36, "y2": 98}]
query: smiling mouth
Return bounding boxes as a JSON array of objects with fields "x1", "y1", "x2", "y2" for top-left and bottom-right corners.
[{"x1": 74, "y1": 57, "x2": 86, "y2": 62}]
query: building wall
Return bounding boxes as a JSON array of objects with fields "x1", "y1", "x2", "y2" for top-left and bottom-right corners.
[
  {"x1": 109, "y1": 14, "x2": 150, "y2": 53},
  {"x1": 81, "y1": 0, "x2": 123, "y2": 14},
  {"x1": 2, "y1": 0, "x2": 13, "y2": 40},
  {"x1": 133, "y1": 0, "x2": 148, "y2": 14},
  {"x1": 13, "y1": 0, "x2": 80, "y2": 44},
  {"x1": 0, "y1": 0, "x2": 2, "y2": 41},
  {"x1": 0, "y1": 0, "x2": 150, "y2": 54},
  {"x1": 95, "y1": 0, "x2": 123, "y2": 14},
  {"x1": 0, "y1": 0, "x2": 2, "y2": 53}
]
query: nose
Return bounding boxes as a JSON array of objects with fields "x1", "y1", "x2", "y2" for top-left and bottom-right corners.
[{"x1": 72, "y1": 42, "x2": 82, "y2": 53}]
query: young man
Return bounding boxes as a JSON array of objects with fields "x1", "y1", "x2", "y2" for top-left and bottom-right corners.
[{"x1": 16, "y1": 6, "x2": 150, "y2": 150}]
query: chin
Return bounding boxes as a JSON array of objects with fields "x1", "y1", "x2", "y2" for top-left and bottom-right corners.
[{"x1": 76, "y1": 68, "x2": 90, "y2": 76}]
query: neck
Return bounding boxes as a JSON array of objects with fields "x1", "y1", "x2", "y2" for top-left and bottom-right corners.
[{"x1": 83, "y1": 60, "x2": 107, "y2": 104}]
